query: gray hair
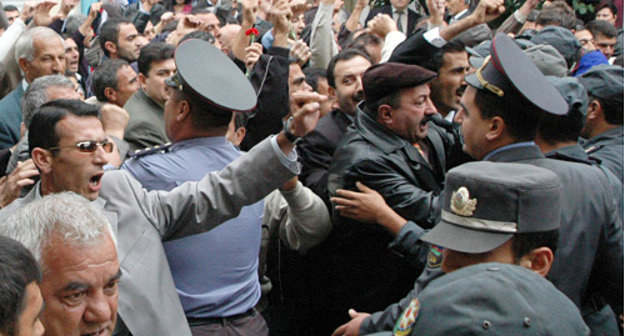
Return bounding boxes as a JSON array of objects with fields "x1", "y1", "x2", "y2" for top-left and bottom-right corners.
[
  {"x1": 14, "y1": 27, "x2": 63, "y2": 63},
  {"x1": 64, "y1": 13, "x2": 87, "y2": 36},
  {"x1": 21, "y1": 75, "x2": 75, "y2": 129},
  {"x1": 0, "y1": 192, "x2": 116, "y2": 272}
]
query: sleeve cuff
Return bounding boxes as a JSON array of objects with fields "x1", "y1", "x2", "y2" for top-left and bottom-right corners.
[
  {"x1": 423, "y1": 26, "x2": 447, "y2": 48},
  {"x1": 270, "y1": 135, "x2": 301, "y2": 175}
]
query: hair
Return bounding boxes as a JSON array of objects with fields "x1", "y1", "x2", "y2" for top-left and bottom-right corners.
[
  {"x1": 0, "y1": 192, "x2": 116, "y2": 274},
  {"x1": 590, "y1": 94, "x2": 623, "y2": 124},
  {"x1": 0, "y1": 236, "x2": 41, "y2": 336},
  {"x1": 326, "y1": 48, "x2": 371, "y2": 88},
  {"x1": 233, "y1": 111, "x2": 249, "y2": 130},
  {"x1": 92, "y1": 59, "x2": 130, "y2": 102},
  {"x1": 170, "y1": 88, "x2": 233, "y2": 130},
  {"x1": 596, "y1": 1, "x2": 618, "y2": 17},
  {"x1": 138, "y1": 42, "x2": 174, "y2": 76},
  {"x1": 536, "y1": 2, "x2": 576, "y2": 30},
  {"x1": 511, "y1": 229, "x2": 559, "y2": 264},
  {"x1": 14, "y1": 27, "x2": 63, "y2": 63},
  {"x1": 64, "y1": 13, "x2": 87, "y2": 36},
  {"x1": 345, "y1": 33, "x2": 382, "y2": 56},
  {"x1": 365, "y1": 88, "x2": 402, "y2": 118},
  {"x1": 537, "y1": 109, "x2": 585, "y2": 144},
  {"x1": 191, "y1": 7, "x2": 212, "y2": 15},
  {"x1": 179, "y1": 31, "x2": 216, "y2": 45},
  {"x1": 428, "y1": 40, "x2": 466, "y2": 73},
  {"x1": 586, "y1": 19, "x2": 618, "y2": 39},
  {"x1": 99, "y1": 18, "x2": 133, "y2": 57},
  {"x1": 303, "y1": 67, "x2": 327, "y2": 92},
  {"x1": 28, "y1": 99, "x2": 101, "y2": 155},
  {"x1": 474, "y1": 89, "x2": 542, "y2": 141},
  {"x1": 4, "y1": 5, "x2": 18, "y2": 11},
  {"x1": 21, "y1": 75, "x2": 75, "y2": 129}
]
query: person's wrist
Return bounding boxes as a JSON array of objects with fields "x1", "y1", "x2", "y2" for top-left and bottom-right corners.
[{"x1": 283, "y1": 117, "x2": 303, "y2": 144}]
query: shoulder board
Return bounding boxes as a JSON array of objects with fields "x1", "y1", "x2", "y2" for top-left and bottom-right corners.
[
  {"x1": 128, "y1": 143, "x2": 173, "y2": 158},
  {"x1": 584, "y1": 145, "x2": 602, "y2": 154}
]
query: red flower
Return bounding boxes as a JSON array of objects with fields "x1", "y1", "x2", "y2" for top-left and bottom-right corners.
[{"x1": 245, "y1": 28, "x2": 259, "y2": 37}]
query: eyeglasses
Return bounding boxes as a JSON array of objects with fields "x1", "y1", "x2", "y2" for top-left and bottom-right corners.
[{"x1": 49, "y1": 140, "x2": 114, "y2": 153}]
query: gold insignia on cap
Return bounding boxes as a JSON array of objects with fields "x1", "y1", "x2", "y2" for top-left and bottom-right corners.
[{"x1": 450, "y1": 187, "x2": 477, "y2": 216}]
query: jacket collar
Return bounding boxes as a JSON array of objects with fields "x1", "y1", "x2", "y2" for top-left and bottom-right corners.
[
  {"x1": 484, "y1": 142, "x2": 545, "y2": 162},
  {"x1": 545, "y1": 144, "x2": 594, "y2": 165},
  {"x1": 354, "y1": 107, "x2": 432, "y2": 166},
  {"x1": 582, "y1": 126, "x2": 624, "y2": 148}
]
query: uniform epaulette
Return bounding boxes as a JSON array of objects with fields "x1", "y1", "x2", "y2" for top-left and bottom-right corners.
[
  {"x1": 128, "y1": 143, "x2": 173, "y2": 158},
  {"x1": 584, "y1": 145, "x2": 601, "y2": 154}
]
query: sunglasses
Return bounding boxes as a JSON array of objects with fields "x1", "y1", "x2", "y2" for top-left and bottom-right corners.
[{"x1": 49, "y1": 140, "x2": 114, "y2": 153}]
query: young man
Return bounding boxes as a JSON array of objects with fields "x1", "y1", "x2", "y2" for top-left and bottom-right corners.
[{"x1": 123, "y1": 42, "x2": 176, "y2": 151}]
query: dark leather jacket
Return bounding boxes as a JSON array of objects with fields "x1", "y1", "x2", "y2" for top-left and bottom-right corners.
[{"x1": 327, "y1": 107, "x2": 467, "y2": 228}]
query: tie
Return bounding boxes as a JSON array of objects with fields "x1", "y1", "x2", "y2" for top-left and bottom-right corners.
[{"x1": 396, "y1": 11, "x2": 404, "y2": 34}]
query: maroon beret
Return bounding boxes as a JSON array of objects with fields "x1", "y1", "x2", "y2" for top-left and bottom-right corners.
[{"x1": 362, "y1": 62, "x2": 437, "y2": 104}]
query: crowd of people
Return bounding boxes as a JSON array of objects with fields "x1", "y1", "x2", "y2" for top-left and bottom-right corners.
[{"x1": 0, "y1": 0, "x2": 621, "y2": 334}]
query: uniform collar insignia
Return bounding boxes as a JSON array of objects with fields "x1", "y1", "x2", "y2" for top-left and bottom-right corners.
[{"x1": 450, "y1": 186, "x2": 477, "y2": 216}]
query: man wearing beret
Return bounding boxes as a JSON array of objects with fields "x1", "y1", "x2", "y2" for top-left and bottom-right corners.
[
  {"x1": 578, "y1": 64, "x2": 624, "y2": 184},
  {"x1": 304, "y1": 62, "x2": 465, "y2": 335},
  {"x1": 333, "y1": 32, "x2": 622, "y2": 335}
]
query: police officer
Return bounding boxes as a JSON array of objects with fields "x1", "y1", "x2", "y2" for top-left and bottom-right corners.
[
  {"x1": 578, "y1": 64, "x2": 624, "y2": 184},
  {"x1": 122, "y1": 39, "x2": 327, "y2": 336},
  {"x1": 386, "y1": 161, "x2": 589, "y2": 336}
]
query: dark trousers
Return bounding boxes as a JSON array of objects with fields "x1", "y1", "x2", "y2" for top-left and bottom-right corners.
[{"x1": 189, "y1": 309, "x2": 269, "y2": 336}]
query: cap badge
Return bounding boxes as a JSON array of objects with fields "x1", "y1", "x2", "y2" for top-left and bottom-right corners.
[{"x1": 450, "y1": 187, "x2": 477, "y2": 216}]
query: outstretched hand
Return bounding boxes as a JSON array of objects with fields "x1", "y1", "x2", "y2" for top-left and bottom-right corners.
[
  {"x1": 288, "y1": 91, "x2": 326, "y2": 137},
  {"x1": 331, "y1": 309, "x2": 371, "y2": 336}
]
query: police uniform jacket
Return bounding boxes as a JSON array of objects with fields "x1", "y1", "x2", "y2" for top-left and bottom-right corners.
[
  {"x1": 582, "y1": 127, "x2": 624, "y2": 184},
  {"x1": 360, "y1": 144, "x2": 623, "y2": 334},
  {"x1": 0, "y1": 137, "x2": 298, "y2": 336},
  {"x1": 487, "y1": 144, "x2": 623, "y2": 326}
]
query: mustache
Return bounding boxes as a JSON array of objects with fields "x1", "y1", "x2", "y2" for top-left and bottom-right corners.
[{"x1": 456, "y1": 85, "x2": 466, "y2": 96}]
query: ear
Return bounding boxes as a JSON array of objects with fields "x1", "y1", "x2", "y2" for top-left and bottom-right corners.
[
  {"x1": 31, "y1": 148, "x2": 53, "y2": 174},
  {"x1": 17, "y1": 57, "x2": 30, "y2": 74},
  {"x1": 377, "y1": 104, "x2": 393, "y2": 126},
  {"x1": 104, "y1": 87, "x2": 117, "y2": 104},
  {"x1": 586, "y1": 100, "x2": 603, "y2": 122},
  {"x1": 235, "y1": 126, "x2": 246, "y2": 143},
  {"x1": 104, "y1": 41, "x2": 118, "y2": 56},
  {"x1": 485, "y1": 116, "x2": 505, "y2": 141},
  {"x1": 518, "y1": 247, "x2": 554, "y2": 277},
  {"x1": 328, "y1": 86, "x2": 336, "y2": 98},
  {"x1": 138, "y1": 73, "x2": 147, "y2": 87},
  {"x1": 176, "y1": 100, "x2": 191, "y2": 122}
]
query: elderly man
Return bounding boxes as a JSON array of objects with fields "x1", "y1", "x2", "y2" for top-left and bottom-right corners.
[
  {"x1": 0, "y1": 236, "x2": 44, "y2": 336},
  {"x1": 0, "y1": 193, "x2": 119, "y2": 336},
  {"x1": 0, "y1": 27, "x2": 65, "y2": 149},
  {"x1": 123, "y1": 42, "x2": 175, "y2": 152},
  {"x1": 0, "y1": 38, "x2": 321, "y2": 336}
]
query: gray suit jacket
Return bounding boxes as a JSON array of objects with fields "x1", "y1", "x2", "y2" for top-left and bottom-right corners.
[
  {"x1": 123, "y1": 88, "x2": 169, "y2": 153},
  {"x1": 0, "y1": 137, "x2": 297, "y2": 336}
]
